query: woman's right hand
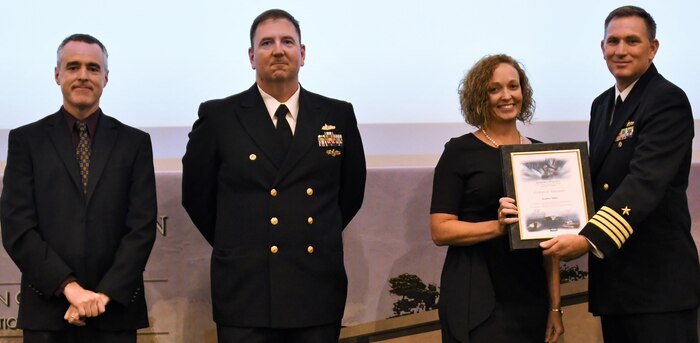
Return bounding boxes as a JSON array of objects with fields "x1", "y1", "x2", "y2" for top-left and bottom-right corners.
[{"x1": 497, "y1": 197, "x2": 519, "y2": 232}]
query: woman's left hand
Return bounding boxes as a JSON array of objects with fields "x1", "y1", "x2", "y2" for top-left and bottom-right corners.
[{"x1": 544, "y1": 309, "x2": 564, "y2": 342}]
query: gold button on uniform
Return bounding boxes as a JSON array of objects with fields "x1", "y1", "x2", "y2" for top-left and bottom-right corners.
[
  {"x1": 307, "y1": 246, "x2": 314, "y2": 254},
  {"x1": 249, "y1": 154, "x2": 257, "y2": 160},
  {"x1": 307, "y1": 217, "x2": 314, "y2": 224},
  {"x1": 306, "y1": 188, "x2": 314, "y2": 196},
  {"x1": 603, "y1": 183, "x2": 609, "y2": 191},
  {"x1": 270, "y1": 217, "x2": 279, "y2": 225},
  {"x1": 270, "y1": 246, "x2": 278, "y2": 254},
  {"x1": 270, "y1": 189, "x2": 278, "y2": 197}
]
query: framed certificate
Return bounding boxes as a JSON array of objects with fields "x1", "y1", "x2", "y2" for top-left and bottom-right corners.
[{"x1": 500, "y1": 142, "x2": 594, "y2": 250}]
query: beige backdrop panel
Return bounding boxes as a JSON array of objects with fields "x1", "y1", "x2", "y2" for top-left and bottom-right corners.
[{"x1": 1, "y1": 165, "x2": 699, "y2": 342}]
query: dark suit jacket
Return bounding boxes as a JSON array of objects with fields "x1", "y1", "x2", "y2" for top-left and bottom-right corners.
[
  {"x1": 182, "y1": 84, "x2": 366, "y2": 328},
  {"x1": 0, "y1": 110, "x2": 157, "y2": 330},
  {"x1": 581, "y1": 64, "x2": 700, "y2": 315}
]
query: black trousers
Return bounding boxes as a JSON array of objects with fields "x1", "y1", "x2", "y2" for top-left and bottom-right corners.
[
  {"x1": 23, "y1": 326, "x2": 136, "y2": 343},
  {"x1": 217, "y1": 322, "x2": 341, "y2": 343},
  {"x1": 601, "y1": 307, "x2": 699, "y2": 343}
]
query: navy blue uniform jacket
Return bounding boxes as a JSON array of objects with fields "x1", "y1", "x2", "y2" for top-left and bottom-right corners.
[
  {"x1": 581, "y1": 64, "x2": 700, "y2": 315},
  {"x1": 182, "y1": 84, "x2": 366, "y2": 328}
]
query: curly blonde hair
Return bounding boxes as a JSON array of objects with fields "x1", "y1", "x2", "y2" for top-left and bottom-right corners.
[{"x1": 458, "y1": 54, "x2": 534, "y2": 128}]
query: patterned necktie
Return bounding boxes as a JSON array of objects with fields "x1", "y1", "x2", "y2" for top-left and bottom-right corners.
[
  {"x1": 275, "y1": 104, "x2": 293, "y2": 150},
  {"x1": 75, "y1": 121, "x2": 90, "y2": 195}
]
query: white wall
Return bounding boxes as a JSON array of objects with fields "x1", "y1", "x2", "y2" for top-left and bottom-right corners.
[{"x1": 1, "y1": 0, "x2": 698, "y2": 130}]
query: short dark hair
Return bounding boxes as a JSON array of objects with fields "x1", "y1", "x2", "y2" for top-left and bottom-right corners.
[
  {"x1": 57, "y1": 33, "x2": 109, "y2": 68},
  {"x1": 458, "y1": 54, "x2": 534, "y2": 128},
  {"x1": 250, "y1": 9, "x2": 301, "y2": 47},
  {"x1": 605, "y1": 6, "x2": 656, "y2": 40}
]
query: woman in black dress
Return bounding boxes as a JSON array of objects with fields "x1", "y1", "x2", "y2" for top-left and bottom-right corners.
[{"x1": 430, "y1": 54, "x2": 564, "y2": 343}]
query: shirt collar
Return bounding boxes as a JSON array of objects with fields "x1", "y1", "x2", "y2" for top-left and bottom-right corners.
[
  {"x1": 61, "y1": 106, "x2": 100, "y2": 136},
  {"x1": 615, "y1": 78, "x2": 639, "y2": 102},
  {"x1": 258, "y1": 84, "x2": 301, "y2": 124}
]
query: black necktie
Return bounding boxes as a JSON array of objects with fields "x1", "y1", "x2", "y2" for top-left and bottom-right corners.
[
  {"x1": 275, "y1": 104, "x2": 293, "y2": 149},
  {"x1": 609, "y1": 95, "x2": 623, "y2": 126},
  {"x1": 75, "y1": 121, "x2": 90, "y2": 195}
]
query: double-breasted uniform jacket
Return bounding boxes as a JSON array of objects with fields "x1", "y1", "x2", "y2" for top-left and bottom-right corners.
[
  {"x1": 182, "y1": 84, "x2": 366, "y2": 328},
  {"x1": 0, "y1": 110, "x2": 157, "y2": 330},
  {"x1": 580, "y1": 64, "x2": 700, "y2": 315}
]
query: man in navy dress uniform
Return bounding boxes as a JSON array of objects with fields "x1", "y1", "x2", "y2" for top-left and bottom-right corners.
[
  {"x1": 541, "y1": 6, "x2": 700, "y2": 343},
  {"x1": 182, "y1": 9, "x2": 366, "y2": 343}
]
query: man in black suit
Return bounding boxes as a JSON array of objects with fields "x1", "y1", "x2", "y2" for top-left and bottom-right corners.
[
  {"x1": 182, "y1": 9, "x2": 366, "y2": 343},
  {"x1": 540, "y1": 6, "x2": 700, "y2": 342},
  {"x1": 1, "y1": 34, "x2": 157, "y2": 343}
]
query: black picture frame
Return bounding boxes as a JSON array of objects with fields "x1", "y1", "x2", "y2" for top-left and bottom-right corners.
[{"x1": 500, "y1": 142, "x2": 595, "y2": 250}]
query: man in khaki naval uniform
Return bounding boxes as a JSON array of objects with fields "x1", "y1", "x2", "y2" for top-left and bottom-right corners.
[
  {"x1": 540, "y1": 6, "x2": 700, "y2": 343},
  {"x1": 181, "y1": 9, "x2": 366, "y2": 343}
]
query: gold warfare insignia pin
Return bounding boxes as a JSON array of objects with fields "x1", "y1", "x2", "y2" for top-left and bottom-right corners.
[
  {"x1": 321, "y1": 124, "x2": 336, "y2": 130},
  {"x1": 626, "y1": 120, "x2": 634, "y2": 127},
  {"x1": 326, "y1": 149, "x2": 341, "y2": 157}
]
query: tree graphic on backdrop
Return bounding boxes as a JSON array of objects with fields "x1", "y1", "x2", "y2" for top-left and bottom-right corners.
[
  {"x1": 560, "y1": 263, "x2": 588, "y2": 283},
  {"x1": 388, "y1": 265, "x2": 587, "y2": 317},
  {"x1": 388, "y1": 273, "x2": 439, "y2": 317}
]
